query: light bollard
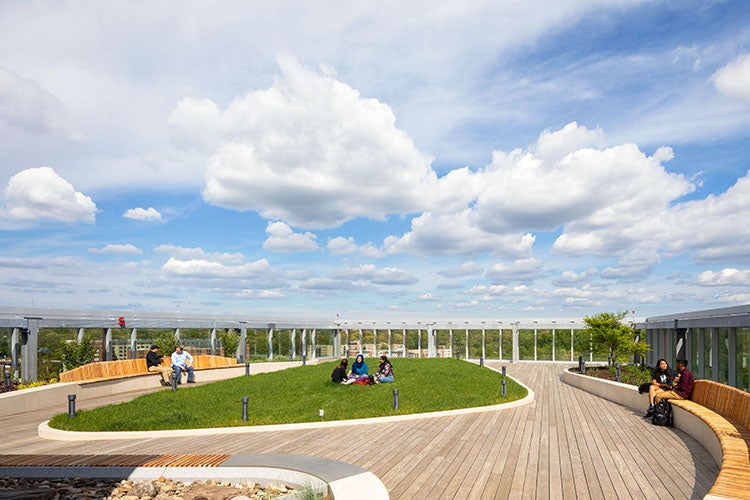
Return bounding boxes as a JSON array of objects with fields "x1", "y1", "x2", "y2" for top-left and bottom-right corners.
[
  {"x1": 501, "y1": 365, "x2": 507, "y2": 399},
  {"x1": 480, "y1": 356, "x2": 484, "y2": 367},
  {"x1": 171, "y1": 372, "x2": 178, "y2": 392},
  {"x1": 302, "y1": 354, "x2": 307, "y2": 366},
  {"x1": 67, "y1": 394, "x2": 76, "y2": 418},
  {"x1": 578, "y1": 356, "x2": 585, "y2": 374},
  {"x1": 393, "y1": 388, "x2": 399, "y2": 411},
  {"x1": 615, "y1": 362, "x2": 621, "y2": 383},
  {"x1": 242, "y1": 397, "x2": 249, "y2": 422},
  {"x1": 245, "y1": 362, "x2": 250, "y2": 377},
  {"x1": 4, "y1": 367, "x2": 10, "y2": 389}
]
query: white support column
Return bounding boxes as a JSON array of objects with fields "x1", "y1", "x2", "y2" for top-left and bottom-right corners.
[
  {"x1": 210, "y1": 328, "x2": 217, "y2": 356},
  {"x1": 533, "y1": 324, "x2": 538, "y2": 361},
  {"x1": 130, "y1": 328, "x2": 137, "y2": 359},
  {"x1": 481, "y1": 322, "x2": 486, "y2": 361},
  {"x1": 570, "y1": 327, "x2": 574, "y2": 362},
  {"x1": 77, "y1": 327, "x2": 84, "y2": 342},
  {"x1": 291, "y1": 329, "x2": 296, "y2": 359},
  {"x1": 387, "y1": 323, "x2": 392, "y2": 357},
  {"x1": 11, "y1": 327, "x2": 19, "y2": 375},
  {"x1": 417, "y1": 323, "x2": 422, "y2": 358},
  {"x1": 358, "y1": 324, "x2": 363, "y2": 355},
  {"x1": 345, "y1": 327, "x2": 350, "y2": 357},
  {"x1": 373, "y1": 325, "x2": 377, "y2": 357},
  {"x1": 302, "y1": 328, "x2": 307, "y2": 359},
  {"x1": 449, "y1": 324, "x2": 453, "y2": 358},
  {"x1": 512, "y1": 322, "x2": 519, "y2": 363},
  {"x1": 465, "y1": 324, "x2": 469, "y2": 360},
  {"x1": 105, "y1": 328, "x2": 113, "y2": 361},
  {"x1": 427, "y1": 325, "x2": 437, "y2": 358},
  {"x1": 552, "y1": 325, "x2": 556, "y2": 361},
  {"x1": 239, "y1": 327, "x2": 247, "y2": 362},
  {"x1": 311, "y1": 329, "x2": 316, "y2": 359},
  {"x1": 174, "y1": 328, "x2": 180, "y2": 344},
  {"x1": 402, "y1": 324, "x2": 407, "y2": 358},
  {"x1": 267, "y1": 328, "x2": 274, "y2": 360}
]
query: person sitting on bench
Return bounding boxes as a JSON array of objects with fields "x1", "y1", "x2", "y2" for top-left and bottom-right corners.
[
  {"x1": 654, "y1": 358, "x2": 694, "y2": 404},
  {"x1": 146, "y1": 345, "x2": 173, "y2": 386},
  {"x1": 171, "y1": 345, "x2": 195, "y2": 384}
]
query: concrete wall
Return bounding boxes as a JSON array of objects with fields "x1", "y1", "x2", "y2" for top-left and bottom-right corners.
[{"x1": 562, "y1": 369, "x2": 723, "y2": 467}]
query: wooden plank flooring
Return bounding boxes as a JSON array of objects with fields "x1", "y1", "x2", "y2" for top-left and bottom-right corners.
[{"x1": 0, "y1": 362, "x2": 719, "y2": 499}]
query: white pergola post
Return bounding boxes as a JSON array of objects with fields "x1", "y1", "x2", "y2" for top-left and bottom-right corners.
[
  {"x1": 465, "y1": 324, "x2": 469, "y2": 359},
  {"x1": 499, "y1": 325, "x2": 503, "y2": 361},
  {"x1": 130, "y1": 328, "x2": 137, "y2": 359},
  {"x1": 387, "y1": 323, "x2": 392, "y2": 357},
  {"x1": 402, "y1": 324, "x2": 407, "y2": 358},
  {"x1": 481, "y1": 322, "x2": 486, "y2": 361},
  {"x1": 373, "y1": 324, "x2": 377, "y2": 357},
  {"x1": 267, "y1": 328, "x2": 274, "y2": 360}
]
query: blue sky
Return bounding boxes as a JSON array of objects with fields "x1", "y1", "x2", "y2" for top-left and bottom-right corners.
[{"x1": 1, "y1": 0, "x2": 749, "y2": 320}]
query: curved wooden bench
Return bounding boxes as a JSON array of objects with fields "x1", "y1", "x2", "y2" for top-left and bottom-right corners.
[
  {"x1": 668, "y1": 380, "x2": 750, "y2": 500},
  {"x1": 59, "y1": 355, "x2": 238, "y2": 383}
]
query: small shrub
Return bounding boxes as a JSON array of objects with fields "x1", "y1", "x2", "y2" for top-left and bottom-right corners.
[
  {"x1": 217, "y1": 329, "x2": 241, "y2": 359},
  {"x1": 60, "y1": 334, "x2": 97, "y2": 371}
]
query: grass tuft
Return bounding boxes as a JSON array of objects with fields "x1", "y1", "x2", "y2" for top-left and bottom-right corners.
[{"x1": 49, "y1": 358, "x2": 526, "y2": 431}]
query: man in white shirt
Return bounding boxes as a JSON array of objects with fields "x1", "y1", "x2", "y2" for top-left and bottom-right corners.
[{"x1": 171, "y1": 345, "x2": 195, "y2": 384}]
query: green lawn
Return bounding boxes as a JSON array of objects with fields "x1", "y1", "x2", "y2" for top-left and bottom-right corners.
[{"x1": 49, "y1": 358, "x2": 527, "y2": 431}]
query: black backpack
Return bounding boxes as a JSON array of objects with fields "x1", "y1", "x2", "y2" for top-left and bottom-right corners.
[{"x1": 651, "y1": 400, "x2": 673, "y2": 427}]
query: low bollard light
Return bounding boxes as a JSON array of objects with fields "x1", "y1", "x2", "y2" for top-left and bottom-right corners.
[
  {"x1": 319, "y1": 408, "x2": 324, "y2": 420},
  {"x1": 578, "y1": 356, "x2": 584, "y2": 374},
  {"x1": 393, "y1": 388, "x2": 399, "y2": 410},
  {"x1": 480, "y1": 356, "x2": 484, "y2": 367},
  {"x1": 501, "y1": 365, "x2": 507, "y2": 398},
  {"x1": 242, "y1": 397, "x2": 249, "y2": 422},
  {"x1": 4, "y1": 369, "x2": 10, "y2": 390},
  {"x1": 302, "y1": 354, "x2": 307, "y2": 366},
  {"x1": 245, "y1": 362, "x2": 250, "y2": 377},
  {"x1": 171, "y1": 372, "x2": 178, "y2": 392},
  {"x1": 67, "y1": 394, "x2": 76, "y2": 418},
  {"x1": 615, "y1": 362, "x2": 621, "y2": 383}
]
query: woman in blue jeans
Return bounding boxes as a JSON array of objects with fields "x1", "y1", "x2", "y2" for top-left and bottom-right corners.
[{"x1": 375, "y1": 355, "x2": 394, "y2": 383}]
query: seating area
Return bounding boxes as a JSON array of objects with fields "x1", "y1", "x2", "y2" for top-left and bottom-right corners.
[
  {"x1": 668, "y1": 380, "x2": 750, "y2": 499},
  {"x1": 59, "y1": 355, "x2": 239, "y2": 384}
]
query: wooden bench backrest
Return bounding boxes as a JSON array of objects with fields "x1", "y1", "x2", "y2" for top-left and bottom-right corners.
[
  {"x1": 59, "y1": 355, "x2": 238, "y2": 382},
  {"x1": 691, "y1": 379, "x2": 750, "y2": 429}
]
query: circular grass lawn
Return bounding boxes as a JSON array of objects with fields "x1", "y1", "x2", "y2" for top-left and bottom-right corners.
[{"x1": 49, "y1": 358, "x2": 527, "y2": 432}]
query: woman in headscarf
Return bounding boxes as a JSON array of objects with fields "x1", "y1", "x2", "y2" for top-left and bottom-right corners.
[{"x1": 350, "y1": 354, "x2": 368, "y2": 378}]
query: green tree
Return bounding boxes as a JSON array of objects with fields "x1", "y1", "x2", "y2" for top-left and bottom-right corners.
[
  {"x1": 60, "y1": 334, "x2": 97, "y2": 371},
  {"x1": 152, "y1": 331, "x2": 179, "y2": 358},
  {"x1": 584, "y1": 311, "x2": 647, "y2": 366},
  {"x1": 218, "y1": 329, "x2": 241, "y2": 359}
]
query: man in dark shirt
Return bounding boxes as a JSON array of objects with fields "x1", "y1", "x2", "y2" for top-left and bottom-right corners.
[
  {"x1": 146, "y1": 345, "x2": 173, "y2": 386},
  {"x1": 655, "y1": 358, "x2": 695, "y2": 403}
]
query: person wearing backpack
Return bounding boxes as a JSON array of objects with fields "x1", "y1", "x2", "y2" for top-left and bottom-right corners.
[
  {"x1": 644, "y1": 358, "x2": 674, "y2": 418},
  {"x1": 654, "y1": 358, "x2": 694, "y2": 403}
]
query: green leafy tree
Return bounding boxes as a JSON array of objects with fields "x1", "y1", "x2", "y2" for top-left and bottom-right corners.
[
  {"x1": 584, "y1": 311, "x2": 647, "y2": 366},
  {"x1": 218, "y1": 329, "x2": 241, "y2": 359},
  {"x1": 60, "y1": 334, "x2": 97, "y2": 371},
  {"x1": 152, "y1": 331, "x2": 179, "y2": 359}
]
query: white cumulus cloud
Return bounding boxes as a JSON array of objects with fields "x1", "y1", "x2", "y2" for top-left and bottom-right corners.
[
  {"x1": 162, "y1": 257, "x2": 272, "y2": 279},
  {"x1": 88, "y1": 244, "x2": 143, "y2": 256},
  {"x1": 696, "y1": 268, "x2": 750, "y2": 286},
  {"x1": 154, "y1": 245, "x2": 245, "y2": 265},
  {"x1": 713, "y1": 53, "x2": 750, "y2": 103},
  {"x1": 172, "y1": 56, "x2": 472, "y2": 229},
  {"x1": 1, "y1": 167, "x2": 96, "y2": 223},
  {"x1": 332, "y1": 264, "x2": 418, "y2": 286},
  {"x1": 262, "y1": 221, "x2": 318, "y2": 252},
  {"x1": 123, "y1": 207, "x2": 162, "y2": 221}
]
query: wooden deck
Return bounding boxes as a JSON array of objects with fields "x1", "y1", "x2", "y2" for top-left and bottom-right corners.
[{"x1": 0, "y1": 362, "x2": 719, "y2": 499}]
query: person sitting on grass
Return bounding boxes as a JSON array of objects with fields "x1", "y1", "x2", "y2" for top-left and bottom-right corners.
[
  {"x1": 654, "y1": 358, "x2": 694, "y2": 404},
  {"x1": 171, "y1": 345, "x2": 195, "y2": 384},
  {"x1": 146, "y1": 345, "x2": 173, "y2": 386},
  {"x1": 645, "y1": 358, "x2": 673, "y2": 417},
  {"x1": 331, "y1": 359, "x2": 348, "y2": 383},
  {"x1": 349, "y1": 354, "x2": 368, "y2": 378},
  {"x1": 375, "y1": 355, "x2": 394, "y2": 383}
]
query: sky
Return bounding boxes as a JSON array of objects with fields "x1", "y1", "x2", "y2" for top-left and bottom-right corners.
[{"x1": 0, "y1": 0, "x2": 749, "y2": 321}]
